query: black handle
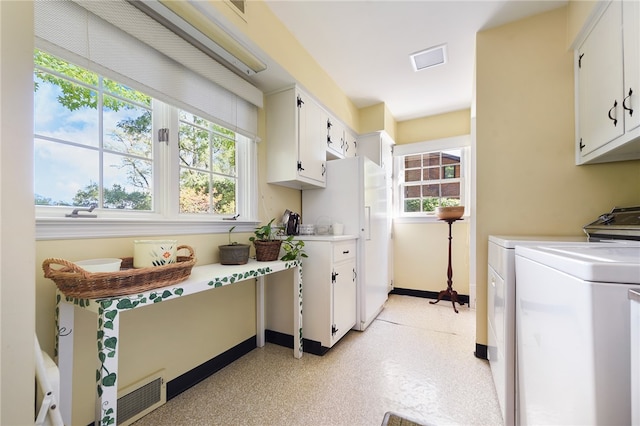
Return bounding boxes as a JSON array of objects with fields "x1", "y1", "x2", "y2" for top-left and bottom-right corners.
[
  {"x1": 331, "y1": 324, "x2": 338, "y2": 335},
  {"x1": 297, "y1": 161, "x2": 304, "y2": 171},
  {"x1": 579, "y1": 138, "x2": 585, "y2": 152},
  {"x1": 608, "y1": 100, "x2": 618, "y2": 126},
  {"x1": 327, "y1": 135, "x2": 333, "y2": 146},
  {"x1": 322, "y1": 163, "x2": 326, "y2": 176},
  {"x1": 297, "y1": 96, "x2": 304, "y2": 108},
  {"x1": 327, "y1": 119, "x2": 332, "y2": 129},
  {"x1": 623, "y1": 88, "x2": 634, "y2": 117},
  {"x1": 578, "y1": 53, "x2": 584, "y2": 68},
  {"x1": 332, "y1": 271, "x2": 339, "y2": 282},
  {"x1": 342, "y1": 250, "x2": 349, "y2": 254}
]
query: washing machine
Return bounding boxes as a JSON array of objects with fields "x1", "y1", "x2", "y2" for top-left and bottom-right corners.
[
  {"x1": 515, "y1": 243, "x2": 640, "y2": 425},
  {"x1": 487, "y1": 235, "x2": 587, "y2": 426}
]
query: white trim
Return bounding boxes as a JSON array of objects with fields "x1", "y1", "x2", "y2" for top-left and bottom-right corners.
[
  {"x1": 36, "y1": 218, "x2": 259, "y2": 241},
  {"x1": 393, "y1": 134, "x2": 471, "y2": 156}
]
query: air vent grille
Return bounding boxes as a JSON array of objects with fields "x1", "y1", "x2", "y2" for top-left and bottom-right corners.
[
  {"x1": 410, "y1": 44, "x2": 447, "y2": 71},
  {"x1": 117, "y1": 371, "x2": 166, "y2": 426}
]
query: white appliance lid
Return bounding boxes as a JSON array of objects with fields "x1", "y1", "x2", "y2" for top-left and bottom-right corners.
[
  {"x1": 489, "y1": 235, "x2": 587, "y2": 249},
  {"x1": 516, "y1": 244, "x2": 640, "y2": 284}
]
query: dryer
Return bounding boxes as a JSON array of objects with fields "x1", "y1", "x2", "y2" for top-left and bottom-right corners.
[
  {"x1": 515, "y1": 243, "x2": 640, "y2": 425},
  {"x1": 487, "y1": 235, "x2": 586, "y2": 425}
]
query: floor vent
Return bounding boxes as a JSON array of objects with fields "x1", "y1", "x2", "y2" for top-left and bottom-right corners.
[{"x1": 117, "y1": 370, "x2": 166, "y2": 426}]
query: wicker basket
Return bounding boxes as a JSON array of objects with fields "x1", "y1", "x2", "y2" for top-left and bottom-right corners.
[
  {"x1": 253, "y1": 240, "x2": 282, "y2": 262},
  {"x1": 43, "y1": 245, "x2": 196, "y2": 299}
]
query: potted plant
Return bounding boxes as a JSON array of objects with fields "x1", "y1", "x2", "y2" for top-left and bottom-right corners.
[
  {"x1": 280, "y1": 236, "x2": 308, "y2": 262},
  {"x1": 249, "y1": 218, "x2": 283, "y2": 261},
  {"x1": 218, "y1": 226, "x2": 250, "y2": 265}
]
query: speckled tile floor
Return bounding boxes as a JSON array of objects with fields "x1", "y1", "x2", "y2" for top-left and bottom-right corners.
[{"x1": 133, "y1": 295, "x2": 502, "y2": 426}]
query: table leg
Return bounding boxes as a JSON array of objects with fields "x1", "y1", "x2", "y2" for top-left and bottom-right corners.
[
  {"x1": 96, "y1": 302, "x2": 119, "y2": 425},
  {"x1": 56, "y1": 297, "x2": 75, "y2": 426},
  {"x1": 293, "y1": 264, "x2": 303, "y2": 359},
  {"x1": 256, "y1": 276, "x2": 265, "y2": 348}
]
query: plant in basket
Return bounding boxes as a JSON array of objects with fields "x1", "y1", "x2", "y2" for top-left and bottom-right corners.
[
  {"x1": 249, "y1": 218, "x2": 283, "y2": 261},
  {"x1": 218, "y1": 226, "x2": 250, "y2": 265}
]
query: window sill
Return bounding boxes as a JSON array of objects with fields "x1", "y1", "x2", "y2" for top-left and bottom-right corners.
[
  {"x1": 393, "y1": 215, "x2": 470, "y2": 225},
  {"x1": 36, "y1": 218, "x2": 260, "y2": 241}
]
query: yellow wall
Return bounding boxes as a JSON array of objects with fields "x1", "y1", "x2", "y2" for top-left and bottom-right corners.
[
  {"x1": 393, "y1": 110, "x2": 472, "y2": 295},
  {"x1": 475, "y1": 6, "x2": 640, "y2": 346},
  {"x1": 1, "y1": 2, "x2": 36, "y2": 424}
]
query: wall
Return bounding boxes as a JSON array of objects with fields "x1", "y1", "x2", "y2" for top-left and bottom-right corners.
[
  {"x1": 393, "y1": 110, "x2": 472, "y2": 296},
  {"x1": 0, "y1": 2, "x2": 36, "y2": 424},
  {"x1": 475, "y1": 6, "x2": 640, "y2": 346}
]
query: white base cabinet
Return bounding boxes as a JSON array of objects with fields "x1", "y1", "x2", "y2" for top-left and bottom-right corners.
[{"x1": 301, "y1": 238, "x2": 357, "y2": 354}]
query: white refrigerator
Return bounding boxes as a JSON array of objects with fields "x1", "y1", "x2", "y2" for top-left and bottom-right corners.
[{"x1": 302, "y1": 156, "x2": 391, "y2": 331}]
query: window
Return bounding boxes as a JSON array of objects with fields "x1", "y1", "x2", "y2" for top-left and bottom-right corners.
[
  {"x1": 394, "y1": 136, "x2": 470, "y2": 220},
  {"x1": 34, "y1": 0, "x2": 261, "y2": 239},
  {"x1": 34, "y1": 50, "x2": 257, "y2": 238}
]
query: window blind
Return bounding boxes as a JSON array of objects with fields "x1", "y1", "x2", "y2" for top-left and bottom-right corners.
[{"x1": 34, "y1": 0, "x2": 260, "y2": 138}]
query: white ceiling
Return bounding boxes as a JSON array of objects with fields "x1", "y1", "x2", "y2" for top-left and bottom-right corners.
[{"x1": 257, "y1": 0, "x2": 567, "y2": 121}]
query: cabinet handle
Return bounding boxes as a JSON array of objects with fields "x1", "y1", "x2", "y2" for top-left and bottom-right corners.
[
  {"x1": 608, "y1": 100, "x2": 618, "y2": 126},
  {"x1": 297, "y1": 161, "x2": 304, "y2": 171},
  {"x1": 327, "y1": 134, "x2": 333, "y2": 146},
  {"x1": 579, "y1": 138, "x2": 585, "y2": 152},
  {"x1": 623, "y1": 88, "x2": 634, "y2": 117},
  {"x1": 342, "y1": 250, "x2": 350, "y2": 254},
  {"x1": 322, "y1": 163, "x2": 326, "y2": 176}
]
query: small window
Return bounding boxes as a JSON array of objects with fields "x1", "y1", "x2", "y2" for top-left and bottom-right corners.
[{"x1": 396, "y1": 143, "x2": 468, "y2": 218}]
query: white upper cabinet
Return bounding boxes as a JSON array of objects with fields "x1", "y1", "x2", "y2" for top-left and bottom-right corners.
[
  {"x1": 266, "y1": 86, "x2": 326, "y2": 189},
  {"x1": 575, "y1": 0, "x2": 640, "y2": 164},
  {"x1": 326, "y1": 112, "x2": 357, "y2": 159},
  {"x1": 357, "y1": 131, "x2": 395, "y2": 171}
]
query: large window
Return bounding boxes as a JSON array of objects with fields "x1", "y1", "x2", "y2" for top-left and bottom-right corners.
[
  {"x1": 35, "y1": 50, "x2": 253, "y2": 226},
  {"x1": 394, "y1": 136, "x2": 470, "y2": 219}
]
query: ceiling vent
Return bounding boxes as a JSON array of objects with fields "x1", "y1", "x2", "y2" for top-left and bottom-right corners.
[{"x1": 410, "y1": 44, "x2": 447, "y2": 72}]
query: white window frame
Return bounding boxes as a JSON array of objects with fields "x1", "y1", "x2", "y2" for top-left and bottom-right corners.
[
  {"x1": 35, "y1": 56, "x2": 259, "y2": 241},
  {"x1": 393, "y1": 135, "x2": 471, "y2": 224}
]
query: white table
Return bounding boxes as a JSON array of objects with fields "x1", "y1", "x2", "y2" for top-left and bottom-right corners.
[{"x1": 55, "y1": 259, "x2": 302, "y2": 425}]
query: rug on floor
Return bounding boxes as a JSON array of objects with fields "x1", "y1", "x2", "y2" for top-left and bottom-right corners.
[{"x1": 381, "y1": 411, "x2": 431, "y2": 426}]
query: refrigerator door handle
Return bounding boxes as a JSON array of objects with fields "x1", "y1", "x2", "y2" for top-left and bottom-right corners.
[{"x1": 364, "y1": 206, "x2": 371, "y2": 240}]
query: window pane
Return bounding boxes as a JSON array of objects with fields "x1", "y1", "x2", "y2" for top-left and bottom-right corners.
[
  {"x1": 424, "y1": 167, "x2": 440, "y2": 181},
  {"x1": 102, "y1": 77, "x2": 151, "y2": 107},
  {"x1": 180, "y1": 121, "x2": 211, "y2": 170},
  {"x1": 103, "y1": 96, "x2": 152, "y2": 157},
  {"x1": 212, "y1": 176, "x2": 236, "y2": 214},
  {"x1": 423, "y1": 153, "x2": 440, "y2": 166},
  {"x1": 422, "y1": 197, "x2": 440, "y2": 212},
  {"x1": 212, "y1": 134, "x2": 236, "y2": 176},
  {"x1": 404, "y1": 199, "x2": 421, "y2": 212},
  {"x1": 405, "y1": 169, "x2": 421, "y2": 182},
  {"x1": 441, "y1": 182, "x2": 460, "y2": 198},
  {"x1": 34, "y1": 72, "x2": 99, "y2": 148},
  {"x1": 422, "y1": 184, "x2": 440, "y2": 197},
  {"x1": 35, "y1": 138, "x2": 99, "y2": 206},
  {"x1": 404, "y1": 154, "x2": 421, "y2": 168},
  {"x1": 405, "y1": 185, "x2": 421, "y2": 197},
  {"x1": 180, "y1": 169, "x2": 211, "y2": 213},
  {"x1": 103, "y1": 152, "x2": 152, "y2": 210}
]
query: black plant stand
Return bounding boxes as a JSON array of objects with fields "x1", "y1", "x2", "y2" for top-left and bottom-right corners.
[{"x1": 430, "y1": 218, "x2": 465, "y2": 313}]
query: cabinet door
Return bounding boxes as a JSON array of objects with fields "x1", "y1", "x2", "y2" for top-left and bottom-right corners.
[
  {"x1": 298, "y1": 91, "x2": 326, "y2": 184},
  {"x1": 331, "y1": 260, "x2": 356, "y2": 344},
  {"x1": 623, "y1": 0, "x2": 640, "y2": 134},
  {"x1": 577, "y1": 1, "x2": 624, "y2": 156},
  {"x1": 344, "y1": 129, "x2": 357, "y2": 158},
  {"x1": 326, "y1": 114, "x2": 345, "y2": 158}
]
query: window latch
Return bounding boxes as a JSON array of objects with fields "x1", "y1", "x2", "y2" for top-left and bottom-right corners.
[
  {"x1": 158, "y1": 128, "x2": 169, "y2": 144},
  {"x1": 65, "y1": 204, "x2": 97, "y2": 218}
]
